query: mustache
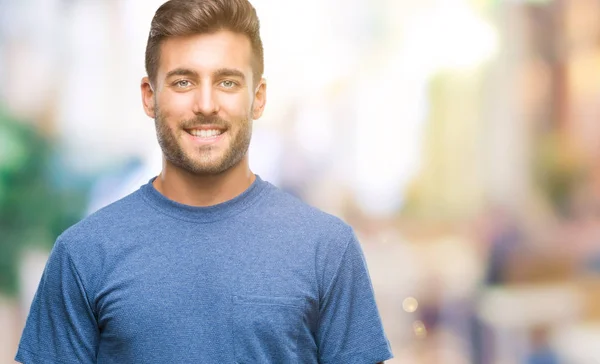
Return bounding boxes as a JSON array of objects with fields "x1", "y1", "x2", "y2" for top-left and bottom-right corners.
[{"x1": 180, "y1": 115, "x2": 229, "y2": 129}]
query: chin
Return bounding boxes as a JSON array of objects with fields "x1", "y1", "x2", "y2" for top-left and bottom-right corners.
[{"x1": 188, "y1": 159, "x2": 230, "y2": 175}]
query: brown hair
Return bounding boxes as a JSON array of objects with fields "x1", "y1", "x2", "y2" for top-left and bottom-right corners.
[{"x1": 145, "y1": 0, "x2": 264, "y2": 85}]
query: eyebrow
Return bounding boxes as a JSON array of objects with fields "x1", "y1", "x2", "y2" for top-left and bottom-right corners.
[
  {"x1": 165, "y1": 68, "x2": 199, "y2": 79},
  {"x1": 213, "y1": 68, "x2": 246, "y2": 81}
]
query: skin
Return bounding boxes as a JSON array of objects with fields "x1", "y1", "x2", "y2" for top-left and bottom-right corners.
[{"x1": 141, "y1": 30, "x2": 267, "y2": 206}]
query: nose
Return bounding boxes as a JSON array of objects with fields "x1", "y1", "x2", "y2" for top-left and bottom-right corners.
[{"x1": 192, "y1": 83, "x2": 219, "y2": 116}]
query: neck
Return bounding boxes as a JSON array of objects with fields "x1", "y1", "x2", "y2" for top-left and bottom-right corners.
[{"x1": 152, "y1": 156, "x2": 255, "y2": 207}]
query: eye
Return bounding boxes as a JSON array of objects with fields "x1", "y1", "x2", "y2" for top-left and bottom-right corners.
[
  {"x1": 220, "y1": 80, "x2": 237, "y2": 88},
  {"x1": 174, "y1": 80, "x2": 191, "y2": 88}
]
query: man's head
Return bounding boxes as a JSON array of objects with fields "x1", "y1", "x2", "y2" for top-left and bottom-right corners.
[{"x1": 141, "y1": 0, "x2": 267, "y2": 176}]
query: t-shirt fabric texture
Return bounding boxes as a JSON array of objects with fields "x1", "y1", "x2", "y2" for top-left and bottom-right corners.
[{"x1": 16, "y1": 176, "x2": 393, "y2": 363}]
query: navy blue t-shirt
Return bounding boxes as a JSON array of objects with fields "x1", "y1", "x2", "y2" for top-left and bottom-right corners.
[{"x1": 16, "y1": 176, "x2": 392, "y2": 363}]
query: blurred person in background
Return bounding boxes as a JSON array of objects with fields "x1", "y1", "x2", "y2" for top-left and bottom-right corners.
[
  {"x1": 526, "y1": 326, "x2": 559, "y2": 364},
  {"x1": 14, "y1": 0, "x2": 392, "y2": 363}
]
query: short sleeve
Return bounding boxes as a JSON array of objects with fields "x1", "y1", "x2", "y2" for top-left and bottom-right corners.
[
  {"x1": 317, "y1": 234, "x2": 393, "y2": 364},
  {"x1": 16, "y1": 238, "x2": 99, "y2": 363}
]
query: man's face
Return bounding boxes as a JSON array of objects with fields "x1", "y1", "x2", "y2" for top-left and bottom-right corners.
[{"x1": 142, "y1": 30, "x2": 266, "y2": 175}]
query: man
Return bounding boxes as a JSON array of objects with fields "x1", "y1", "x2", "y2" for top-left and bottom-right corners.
[{"x1": 16, "y1": 0, "x2": 393, "y2": 362}]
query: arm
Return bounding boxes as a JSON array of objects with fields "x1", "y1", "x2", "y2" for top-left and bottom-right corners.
[
  {"x1": 316, "y1": 233, "x2": 393, "y2": 364},
  {"x1": 15, "y1": 238, "x2": 99, "y2": 363}
]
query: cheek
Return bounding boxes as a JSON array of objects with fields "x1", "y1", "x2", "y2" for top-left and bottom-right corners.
[
  {"x1": 158, "y1": 92, "x2": 196, "y2": 120},
  {"x1": 217, "y1": 93, "x2": 253, "y2": 118}
]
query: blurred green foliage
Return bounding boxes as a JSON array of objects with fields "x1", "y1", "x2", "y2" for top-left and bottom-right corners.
[{"x1": 0, "y1": 107, "x2": 88, "y2": 297}]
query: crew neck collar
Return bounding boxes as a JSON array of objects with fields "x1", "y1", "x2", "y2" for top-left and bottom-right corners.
[{"x1": 140, "y1": 174, "x2": 268, "y2": 223}]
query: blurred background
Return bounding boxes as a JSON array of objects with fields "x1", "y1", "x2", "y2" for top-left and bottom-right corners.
[{"x1": 1, "y1": 0, "x2": 600, "y2": 362}]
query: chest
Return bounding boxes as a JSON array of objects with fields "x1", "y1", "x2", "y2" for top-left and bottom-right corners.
[{"x1": 92, "y1": 233, "x2": 319, "y2": 362}]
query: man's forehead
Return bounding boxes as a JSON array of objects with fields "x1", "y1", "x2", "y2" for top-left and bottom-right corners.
[{"x1": 158, "y1": 31, "x2": 253, "y2": 77}]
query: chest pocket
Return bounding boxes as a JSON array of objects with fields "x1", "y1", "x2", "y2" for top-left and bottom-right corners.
[{"x1": 232, "y1": 295, "x2": 305, "y2": 364}]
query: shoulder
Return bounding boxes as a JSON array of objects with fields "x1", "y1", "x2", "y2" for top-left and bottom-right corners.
[
  {"x1": 56, "y1": 189, "x2": 145, "y2": 254},
  {"x1": 262, "y1": 183, "x2": 353, "y2": 231},
  {"x1": 259, "y1": 183, "x2": 356, "y2": 247}
]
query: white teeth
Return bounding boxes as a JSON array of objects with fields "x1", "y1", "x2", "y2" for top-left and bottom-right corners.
[{"x1": 189, "y1": 129, "x2": 222, "y2": 138}]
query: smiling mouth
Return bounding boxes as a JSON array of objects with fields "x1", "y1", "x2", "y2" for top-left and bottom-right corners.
[{"x1": 185, "y1": 128, "x2": 226, "y2": 138}]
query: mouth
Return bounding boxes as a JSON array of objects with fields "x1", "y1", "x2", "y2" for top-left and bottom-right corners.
[
  {"x1": 184, "y1": 126, "x2": 227, "y2": 145},
  {"x1": 186, "y1": 127, "x2": 226, "y2": 137}
]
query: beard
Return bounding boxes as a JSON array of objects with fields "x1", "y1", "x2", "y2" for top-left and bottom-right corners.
[{"x1": 154, "y1": 107, "x2": 253, "y2": 176}]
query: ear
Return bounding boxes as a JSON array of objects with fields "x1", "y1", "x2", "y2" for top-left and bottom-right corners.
[
  {"x1": 252, "y1": 78, "x2": 267, "y2": 120},
  {"x1": 141, "y1": 77, "x2": 156, "y2": 118}
]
